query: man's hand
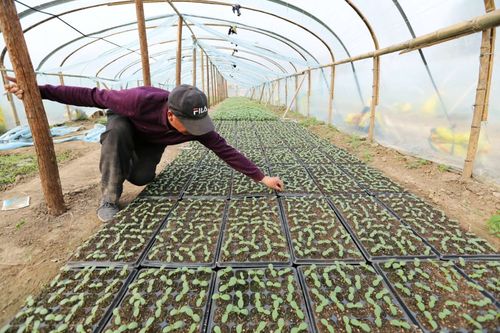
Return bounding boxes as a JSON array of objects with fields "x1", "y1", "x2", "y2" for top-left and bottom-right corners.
[
  {"x1": 260, "y1": 176, "x2": 284, "y2": 191},
  {"x1": 4, "y1": 76, "x2": 23, "y2": 100}
]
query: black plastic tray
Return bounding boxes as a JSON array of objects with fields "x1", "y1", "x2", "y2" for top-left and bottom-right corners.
[
  {"x1": 216, "y1": 197, "x2": 293, "y2": 268},
  {"x1": 207, "y1": 266, "x2": 313, "y2": 333},
  {"x1": 99, "y1": 268, "x2": 215, "y2": 333},
  {"x1": 141, "y1": 200, "x2": 230, "y2": 269},
  {"x1": 277, "y1": 197, "x2": 365, "y2": 265},
  {"x1": 325, "y1": 197, "x2": 438, "y2": 263},
  {"x1": 298, "y1": 264, "x2": 420, "y2": 333}
]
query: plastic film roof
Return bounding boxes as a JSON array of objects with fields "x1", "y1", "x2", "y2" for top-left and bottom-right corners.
[{"x1": 0, "y1": 0, "x2": 489, "y2": 89}]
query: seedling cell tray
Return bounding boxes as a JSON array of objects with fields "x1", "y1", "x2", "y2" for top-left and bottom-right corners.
[
  {"x1": 376, "y1": 259, "x2": 499, "y2": 332},
  {"x1": 208, "y1": 266, "x2": 313, "y2": 333},
  {"x1": 68, "y1": 198, "x2": 177, "y2": 268},
  {"x1": 0, "y1": 266, "x2": 135, "y2": 333},
  {"x1": 279, "y1": 197, "x2": 364, "y2": 264},
  {"x1": 452, "y1": 259, "x2": 500, "y2": 306},
  {"x1": 298, "y1": 263, "x2": 419, "y2": 332},
  {"x1": 142, "y1": 198, "x2": 228, "y2": 268},
  {"x1": 102, "y1": 267, "x2": 214, "y2": 333}
]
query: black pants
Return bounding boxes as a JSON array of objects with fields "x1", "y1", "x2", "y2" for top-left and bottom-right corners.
[{"x1": 99, "y1": 113, "x2": 166, "y2": 203}]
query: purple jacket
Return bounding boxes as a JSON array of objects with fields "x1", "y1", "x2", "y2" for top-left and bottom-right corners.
[{"x1": 39, "y1": 85, "x2": 265, "y2": 182}]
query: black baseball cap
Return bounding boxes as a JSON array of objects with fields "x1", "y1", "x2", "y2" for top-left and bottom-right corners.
[{"x1": 167, "y1": 84, "x2": 214, "y2": 135}]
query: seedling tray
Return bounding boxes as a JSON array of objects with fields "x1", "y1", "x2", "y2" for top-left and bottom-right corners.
[
  {"x1": 183, "y1": 165, "x2": 233, "y2": 197},
  {"x1": 327, "y1": 194, "x2": 437, "y2": 261},
  {"x1": 230, "y1": 168, "x2": 274, "y2": 198},
  {"x1": 375, "y1": 193, "x2": 498, "y2": 258},
  {"x1": 142, "y1": 198, "x2": 228, "y2": 268},
  {"x1": 452, "y1": 259, "x2": 500, "y2": 306},
  {"x1": 298, "y1": 263, "x2": 419, "y2": 332},
  {"x1": 338, "y1": 164, "x2": 405, "y2": 194},
  {"x1": 102, "y1": 267, "x2": 215, "y2": 333},
  {"x1": 318, "y1": 145, "x2": 363, "y2": 164},
  {"x1": 294, "y1": 150, "x2": 332, "y2": 165},
  {"x1": 217, "y1": 197, "x2": 292, "y2": 267},
  {"x1": 307, "y1": 164, "x2": 366, "y2": 194},
  {"x1": 208, "y1": 266, "x2": 313, "y2": 333},
  {"x1": 264, "y1": 147, "x2": 302, "y2": 166},
  {"x1": 279, "y1": 197, "x2": 364, "y2": 264},
  {"x1": 1, "y1": 266, "x2": 136, "y2": 333},
  {"x1": 270, "y1": 164, "x2": 322, "y2": 195},
  {"x1": 68, "y1": 198, "x2": 177, "y2": 268},
  {"x1": 139, "y1": 162, "x2": 196, "y2": 199},
  {"x1": 376, "y1": 259, "x2": 499, "y2": 332}
]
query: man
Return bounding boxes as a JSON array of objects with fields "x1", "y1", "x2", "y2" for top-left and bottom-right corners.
[{"x1": 5, "y1": 79, "x2": 284, "y2": 222}]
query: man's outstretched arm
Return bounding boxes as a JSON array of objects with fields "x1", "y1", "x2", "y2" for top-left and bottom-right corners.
[{"x1": 197, "y1": 131, "x2": 284, "y2": 191}]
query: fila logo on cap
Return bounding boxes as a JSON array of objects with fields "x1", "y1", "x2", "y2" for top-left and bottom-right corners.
[{"x1": 193, "y1": 106, "x2": 208, "y2": 116}]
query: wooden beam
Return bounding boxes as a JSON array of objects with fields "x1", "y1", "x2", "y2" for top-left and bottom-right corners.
[
  {"x1": 201, "y1": 50, "x2": 205, "y2": 91},
  {"x1": 135, "y1": 0, "x2": 151, "y2": 86},
  {"x1": 0, "y1": 0, "x2": 65, "y2": 215},
  {"x1": 206, "y1": 59, "x2": 210, "y2": 106},
  {"x1": 283, "y1": 74, "x2": 306, "y2": 119},
  {"x1": 327, "y1": 64, "x2": 335, "y2": 124},
  {"x1": 294, "y1": 75, "x2": 298, "y2": 112},
  {"x1": 176, "y1": 16, "x2": 183, "y2": 86},
  {"x1": 0, "y1": 65, "x2": 20, "y2": 126},
  {"x1": 307, "y1": 69, "x2": 311, "y2": 117},
  {"x1": 259, "y1": 84, "x2": 265, "y2": 103},
  {"x1": 284, "y1": 77, "x2": 288, "y2": 107},
  {"x1": 58, "y1": 72, "x2": 72, "y2": 121},
  {"x1": 367, "y1": 56, "x2": 380, "y2": 141},
  {"x1": 462, "y1": 0, "x2": 496, "y2": 179},
  {"x1": 192, "y1": 46, "x2": 197, "y2": 86}
]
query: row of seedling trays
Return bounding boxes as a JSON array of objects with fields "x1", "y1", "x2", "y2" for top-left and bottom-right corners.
[{"x1": 4, "y1": 260, "x2": 498, "y2": 332}]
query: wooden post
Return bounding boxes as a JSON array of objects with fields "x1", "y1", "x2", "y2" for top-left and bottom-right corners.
[
  {"x1": 0, "y1": 0, "x2": 66, "y2": 215},
  {"x1": 462, "y1": 1, "x2": 496, "y2": 179},
  {"x1": 259, "y1": 84, "x2": 265, "y2": 103},
  {"x1": 307, "y1": 69, "x2": 311, "y2": 117},
  {"x1": 367, "y1": 56, "x2": 380, "y2": 141},
  {"x1": 206, "y1": 59, "x2": 211, "y2": 106},
  {"x1": 135, "y1": 0, "x2": 151, "y2": 86},
  {"x1": 176, "y1": 16, "x2": 183, "y2": 86},
  {"x1": 0, "y1": 65, "x2": 21, "y2": 126},
  {"x1": 58, "y1": 72, "x2": 72, "y2": 121},
  {"x1": 294, "y1": 75, "x2": 298, "y2": 112},
  {"x1": 192, "y1": 46, "x2": 197, "y2": 86},
  {"x1": 328, "y1": 65, "x2": 336, "y2": 124},
  {"x1": 266, "y1": 81, "x2": 274, "y2": 106},
  {"x1": 283, "y1": 74, "x2": 306, "y2": 119},
  {"x1": 201, "y1": 51, "x2": 205, "y2": 92},
  {"x1": 285, "y1": 77, "x2": 288, "y2": 107}
]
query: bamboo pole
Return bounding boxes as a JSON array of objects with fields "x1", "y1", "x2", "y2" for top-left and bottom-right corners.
[
  {"x1": 367, "y1": 56, "x2": 380, "y2": 141},
  {"x1": 482, "y1": 0, "x2": 496, "y2": 121},
  {"x1": 462, "y1": 1, "x2": 496, "y2": 179},
  {"x1": 206, "y1": 59, "x2": 210, "y2": 106},
  {"x1": 192, "y1": 46, "x2": 197, "y2": 86},
  {"x1": 0, "y1": 0, "x2": 65, "y2": 215},
  {"x1": 283, "y1": 74, "x2": 306, "y2": 119},
  {"x1": 58, "y1": 72, "x2": 72, "y2": 121},
  {"x1": 201, "y1": 51, "x2": 205, "y2": 92},
  {"x1": 135, "y1": 0, "x2": 151, "y2": 86},
  {"x1": 176, "y1": 16, "x2": 183, "y2": 86},
  {"x1": 327, "y1": 64, "x2": 335, "y2": 124},
  {"x1": 0, "y1": 65, "x2": 21, "y2": 126},
  {"x1": 306, "y1": 69, "x2": 311, "y2": 117}
]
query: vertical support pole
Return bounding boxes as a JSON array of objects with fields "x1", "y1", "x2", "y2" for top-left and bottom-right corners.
[
  {"x1": 285, "y1": 76, "x2": 288, "y2": 107},
  {"x1": 206, "y1": 60, "x2": 210, "y2": 107},
  {"x1": 368, "y1": 57, "x2": 380, "y2": 141},
  {"x1": 462, "y1": 1, "x2": 496, "y2": 179},
  {"x1": 201, "y1": 51, "x2": 205, "y2": 92},
  {"x1": 259, "y1": 84, "x2": 265, "y2": 103},
  {"x1": 58, "y1": 72, "x2": 72, "y2": 121},
  {"x1": 0, "y1": 0, "x2": 66, "y2": 215},
  {"x1": 0, "y1": 65, "x2": 21, "y2": 126},
  {"x1": 176, "y1": 16, "x2": 183, "y2": 86},
  {"x1": 294, "y1": 75, "x2": 298, "y2": 112},
  {"x1": 328, "y1": 64, "x2": 336, "y2": 125},
  {"x1": 135, "y1": 0, "x2": 151, "y2": 86},
  {"x1": 307, "y1": 69, "x2": 311, "y2": 117},
  {"x1": 192, "y1": 46, "x2": 197, "y2": 86}
]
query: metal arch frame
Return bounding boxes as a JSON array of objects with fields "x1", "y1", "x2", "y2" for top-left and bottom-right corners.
[
  {"x1": 37, "y1": 16, "x2": 307, "y2": 74},
  {"x1": 96, "y1": 37, "x2": 290, "y2": 78}
]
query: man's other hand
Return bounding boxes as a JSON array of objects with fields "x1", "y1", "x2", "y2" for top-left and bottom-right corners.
[
  {"x1": 4, "y1": 76, "x2": 23, "y2": 100},
  {"x1": 260, "y1": 176, "x2": 284, "y2": 191}
]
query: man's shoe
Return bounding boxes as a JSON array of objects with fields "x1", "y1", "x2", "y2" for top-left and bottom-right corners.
[{"x1": 97, "y1": 201, "x2": 120, "y2": 222}]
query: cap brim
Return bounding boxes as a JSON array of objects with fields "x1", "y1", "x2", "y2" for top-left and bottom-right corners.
[{"x1": 176, "y1": 114, "x2": 215, "y2": 136}]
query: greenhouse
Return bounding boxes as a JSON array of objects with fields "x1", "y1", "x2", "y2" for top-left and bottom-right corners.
[{"x1": 0, "y1": 1, "x2": 499, "y2": 332}]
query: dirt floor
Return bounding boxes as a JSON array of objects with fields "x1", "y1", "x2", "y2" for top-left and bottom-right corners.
[
  {"x1": 280, "y1": 109, "x2": 500, "y2": 249},
  {"x1": 0, "y1": 138, "x2": 185, "y2": 325},
  {"x1": 1, "y1": 109, "x2": 499, "y2": 325}
]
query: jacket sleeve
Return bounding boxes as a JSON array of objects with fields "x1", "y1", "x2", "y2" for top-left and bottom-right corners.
[
  {"x1": 197, "y1": 131, "x2": 265, "y2": 182},
  {"x1": 39, "y1": 85, "x2": 140, "y2": 117}
]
